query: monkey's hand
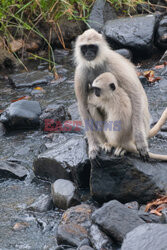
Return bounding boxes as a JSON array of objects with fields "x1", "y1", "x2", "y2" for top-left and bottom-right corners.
[
  {"x1": 101, "y1": 143, "x2": 113, "y2": 153},
  {"x1": 89, "y1": 144, "x2": 100, "y2": 159},
  {"x1": 114, "y1": 147, "x2": 126, "y2": 156},
  {"x1": 136, "y1": 142, "x2": 149, "y2": 161}
]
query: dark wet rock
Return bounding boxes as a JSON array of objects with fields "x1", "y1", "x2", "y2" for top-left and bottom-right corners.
[
  {"x1": 88, "y1": 0, "x2": 117, "y2": 32},
  {"x1": 0, "y1": 48, "x2": 18, "y2": 72},
  {"x1": 136, "y1": 3, "x2": 153, "y2": 14},
  {"x1": 103, "y1": 15, "x2": 156, "y2": 57},
  {"x1": 138, "y1": 211, "x2": 161, "y2": 223},
  {"x1": 159, "y1": 50, "x2": 167, "y2": 63},
  {"x1": 33, "y1": 134, "x2": 90, "y2": 187},
  {"x1": 90, "y1": 153, "x2": 167, "y2": 204},
  {"x1": 78, "y1": 239, "x2": 91, "y2": 249},
  {"x1": 92, "y1": 200, "x2": 144, "y2": 243},
  {"x1": 115, "y1": 49, "x2": 132, "y2": 60},
  {"x1": 125, "y1": 201, "x2": 139, "y2": 210},
  {"x1": 68, "y1": 102, "x2": 80, "y2": 121},
  {"x1": 40, "y1": 104, "x2": 71, "y2": 131},
  {"x1": 121, "y1": 223, "x2": 167, "y2": 250},
  {"x1": 89, "y1": 224, "x2": 113, "y2": 250},
  {"x1": 51, "y1": 179, "x2": 80, "y2": 210},
  {"x1": 57, "y1": 204, "x2": 93, "y2": 247},
  {"x1": 155, "y1": 0, "x2": 167, "y2": 12},
  {"x1": 139, "y1": 75, "x2": 149, "y2": 86},
  {"x1": 0, "y1": 159, "x2": 28, "y2": 180},
  {"x1": 8, "y1": 70, "x2": 53, "y2": 88},
  {"x1": 0, "y1": 100, "x2": 41, "y2": 130},
  {"x1": 27, "y1": 194, "x2": 54, "y2": 212},
  {"x1": 0, "y1": 122, "x2": 6, "y2": 136},
  {"x1": 156, "y1": 14, "x2": 167, "y2": 50}
]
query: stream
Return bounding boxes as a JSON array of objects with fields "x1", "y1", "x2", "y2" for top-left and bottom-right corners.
[{"x1": 0, "y1": 49, "x2": 167, "y2": 249}]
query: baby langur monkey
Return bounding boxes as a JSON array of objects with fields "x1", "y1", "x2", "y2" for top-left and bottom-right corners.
[{"x1": 88, "y1": 72, "x2": 167, "y2": 161}]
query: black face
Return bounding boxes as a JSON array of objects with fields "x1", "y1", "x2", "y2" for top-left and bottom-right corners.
[
  {"x1": 93, "y1": 87, "x2": 101, "y2": 97},
  {"x1": 81, "y1": 44, "x2": 98, "y2": 61},
  {"x1": 110, "y1": 83, "x2": 116, "y2": 91}
]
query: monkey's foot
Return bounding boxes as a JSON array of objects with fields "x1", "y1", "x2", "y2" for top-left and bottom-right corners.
[
  {"x1": 114, "y1": 147, "x2": 126, "y2": 156},
  {"x1": 101, "y1": 143, "x2": 112, "y2": 153},
  {"x1": 137, "y1": 146, "x2": 149, "y2": 161},
  {"x1": 89, "y1": 145, "x2": 100, "y2": 159}
]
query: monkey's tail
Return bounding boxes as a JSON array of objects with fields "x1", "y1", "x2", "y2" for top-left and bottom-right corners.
[
  {"x1": 149, "y1": 108, "x2": 167, "y2": 138},
  {"x1": 148, "y1": 152, "x2": 167, "y2": 161}
]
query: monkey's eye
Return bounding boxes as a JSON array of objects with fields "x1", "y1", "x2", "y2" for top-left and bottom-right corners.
[
  {"x1": 93, "y1": 87, "x2": 101, "y2": 97},
  {"x1": 110, "y1": 83, "x2": 116, "y2": 91},
  {"x1": 81, "y1": 45, "x2": 87, "y2": 54}
]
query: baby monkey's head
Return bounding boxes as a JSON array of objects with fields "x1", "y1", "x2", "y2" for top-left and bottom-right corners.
[{"x1": 92, "y1": 72, "x2": 118, "y2": 100}]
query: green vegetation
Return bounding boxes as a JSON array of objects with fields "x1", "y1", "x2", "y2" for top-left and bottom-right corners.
[{"x1": 0, "y1": 0, "x2": 151, "y2": 71}]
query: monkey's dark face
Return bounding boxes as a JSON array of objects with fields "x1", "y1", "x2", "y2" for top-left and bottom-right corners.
[{"x1": 80, "y1": 44, "x2": 98, "y2": 61}]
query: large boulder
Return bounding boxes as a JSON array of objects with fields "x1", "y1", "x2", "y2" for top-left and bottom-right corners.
[
  {"x1": 155, "y1": 14, "x2": 167, "y2": 50},
  {"x1": 92, "y1": 200, "x2": 144, "y2": 243},
  {"x1": 103, "y1": 15, "x2": 156, "y2": 57},
  {"x1": 90, "y1": 152, "x2": 167, "y2": 204},
  {"x1": 121, "y1": 223, "x2": 167, "y2": 250},
  {"x1": 33, "y1": 134, "x2": 90, "y2": 187},
  {"x1": 88, "y1": 0, "x2": 117, "y2": 32},
  {"x1": 0, "y1": 100, "x2": 41, "y2": 130}
]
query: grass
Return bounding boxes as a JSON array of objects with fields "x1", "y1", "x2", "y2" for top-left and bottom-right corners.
[{"x1": 0, "y1": 0, "x2": 156, "y2": 72}]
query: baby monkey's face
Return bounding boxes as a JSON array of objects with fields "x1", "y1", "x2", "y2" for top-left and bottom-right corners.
[{"x1": 92, "y1": 72, "x2": 117, "y2": 99}]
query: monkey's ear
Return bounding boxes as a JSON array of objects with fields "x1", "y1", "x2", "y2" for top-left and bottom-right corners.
[
  {"x1": 110, "y1": 83, "x2": 116, "y2": 91},
  {"x1": 93, "y1": 87, "x2": 101, "y2": 97}
]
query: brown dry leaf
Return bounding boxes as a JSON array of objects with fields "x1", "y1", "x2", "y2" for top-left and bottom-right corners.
[
  {"x1": 150, "y1": 209, "x2": 162, "y2": 216},
  {"x1": 13, "y1": 222, "x2": 29, "y2": 231},
  {"x1": 143, "y1": 70, "x2": 155, "y2": 79},
  {"x1": 145, "y1": 195, "x2": 167, "y2": 213},
  {"x1": 9, "y1": 39, "x2": 24, "y2": 52},
  {"x1": 11, "y1": 96, "x2": 31, "y2": 103},
  {"x1": 154, "y1": 64, "x2": 164, "y2": 69},
  {"x1": 0, "y1": 110, "x2": 4, "y2": 114},
  {"x1": 149, "y1": 76, "x2": 161, "y2": 83},
  {"x1": 34, "y1": 86, "x2": 44, "y2": 91}
]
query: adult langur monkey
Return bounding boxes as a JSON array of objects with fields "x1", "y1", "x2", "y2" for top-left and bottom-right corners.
[
  {"x1": 74, "y1": 28, "x2": 165, "y2": 160},
  {"x1": 88, "y1": 72, "x2": 167, "y2": 161}
]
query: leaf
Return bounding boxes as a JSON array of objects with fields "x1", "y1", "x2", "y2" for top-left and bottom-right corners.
[
  {"x1": 154, "y1": 64, "x2": 164, "y2": 69},
  {"x1": 143, "y1": 70, "x2": 154, "y2": 79},
  {"x1": 34, "y1": 86, "x2": 44, "y2": 91},
  {"x1": 11, "y1": 96, "x2": 31, "y2": 103},
  {"x1": 145, "y1": 195, "x2": 167, "y2": 216}
]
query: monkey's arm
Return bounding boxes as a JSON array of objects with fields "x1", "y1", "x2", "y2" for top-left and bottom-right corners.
[{"x1": 74, "y1": 69, "x2": 101, "y2": 159}]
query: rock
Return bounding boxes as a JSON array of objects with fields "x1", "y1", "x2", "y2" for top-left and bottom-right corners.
[
  {"x1": 159, "y1": 78, "x2": 167, "y2": 94},
  {"x1": 103, "y1": 15, "x2": 156, "y2": 57},
  {"x1": 9, "y1": 39, "x2": 24, "y2": 52},
  {"x1": 13, "y1": 222, "x2": 29, "y2": 231},
  {"x1": 40, "y1": 104, "x2": 71, "y2": 131},
  {"x1": 89, "y1": 224, "x2": 113, "y2": 250},
  {"x1": 68, "y1": 102, "x2": 80, "y2": 121},
  {"x1": 0, "y1": 122, "x2": 6, "y2": 136},
  {"x1": 139, "y1": 75, "x2": 149, "y2": 86},
  {"x1": 161, "y1": 208, "x2": 167, "y2": 223},
  {"x1": 51, "y1": 179, "x2": 80, "y2": 210},
  {"x1": 0, "y1": 100, "x2": 41, "y2": 130},
  {"x1": 90, "y1": 152, "x2": 167, "y2": 203},
  {"x1": 79, "y1": 246, "x2": 94, "y2": 250},
  {"x1": 88, "y1": 0, "x2": 117, "y2": 32},
  {"x1": 78, "y1": 239, "x2": 91, "y2": 249},
  {"x1": 92, "y1": 200, "x2": 144, "y2": 243},
  {"x1": 57, "y1": 204, "x2": 92, "y2": 247},
  {"x1": 0, "y1": 159, "x2": 28, "y2": 180},
  {"x1": 33, "y1": 134, "x2": 90, "y2": 187},
  {"x1": 159, "y1": 50, "x2": 167, "y2": 63},
  {"x1": 27, "y1": 194, "x2": 54, "y2": 212},
  {"x1": 8, "y1": 70, "x2": 53, "y2": 88},
  {"x1": 115, "y1": 49, "x2": 132, "y2": 60},
  {"x1": 138, "y1": 211, "x2": 161, "y2": 223},
  {"x1": 0, "y1": 48, "x2": 18, "y2": 72},
  {"x1": 125, "y1": 201, "x2": 139, "y2": 210},
  {"x1": 156, "y1": 14, "x2": 167, "y2": 50},
  {"x1": 121, "y1": 223, "x2": 167, "y2": 250}
]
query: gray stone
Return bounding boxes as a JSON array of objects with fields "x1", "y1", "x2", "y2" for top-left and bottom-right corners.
[
  {"x1": 68, "y1": 102, "x2": 80, "y2": 121},
  {"x1": 103, "y1": 15, "x2": 156, "y2": 57},
  {"x1": 0, "y1": 159, "x2": 28, "y2": 180},
  {"x1": 33, "y1": 134, "x2": 90, "y2": 187},
  {"x1": 90, "y1": 152, "x2": 167, "y2": 204},
  {"x1": 0, "y1": 100, "x2": 41, "y2": 130},
  {"x1": 125, "y1": 201, "x2": 139, "y2": 210},
  {"x1": 138, "y1": 211, "x2": 161, "y2": 223},
  {"x1": 156, "y1": 14, "x2": 167, "y2": 50},
  {"x1": 79, "y1": 246, "x2": 93, "y2": 250},
  {"x1": 89, "y1": 224, "x2": 113, "y2": 250},
  {"x1": 92, "y1": 200, "x2": 145, "y2": 243},
  {"x1": 0, "y1": 122, "x2": 6, "y2": 136},
  {"x1": 159, "y1": 50, "x2": 167, "y2": 63},
  {"x1": 27, "y1": 194, "x2": 53, "y2": 212},
  {"x1": 121, "y1": 223, "x2": 167, "y2": 250},
  {"x1": 57, "y1": 204, "x2": 93, "y2": 247},
  {"x1": 115, "y1": 49, "x2": 132, "y2": 60},
  {"x1": 88, "y1": 0, "x2": 117, "y2": 32},
  {"x1": 51, "y1": 179, "x2": 80, "y2": 209},
  {"x1": 9, "y1": 70, "x2": 53, "y2": 88}
]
